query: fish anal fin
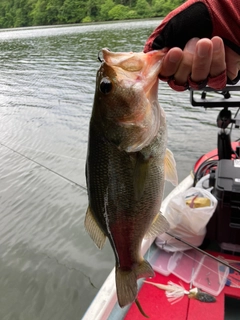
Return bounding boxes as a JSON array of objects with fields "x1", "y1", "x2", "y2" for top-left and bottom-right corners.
[
  {"x1": 165, "y1": 148, "x2": 178, "y2": 186},
  {"x1": 135, "y1": 259, "x2": 155, "y2": 280},
  {"x1": 84, "y1": 206, "x2": 106, "y2": 249},
  {"x1": 144, "y1": 212, "x2": 170, "y2": 239}
]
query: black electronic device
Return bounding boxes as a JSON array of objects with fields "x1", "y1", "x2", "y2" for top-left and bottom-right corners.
[{"x1": 191, "y1": 86, "x2": 240, "y2": 246}]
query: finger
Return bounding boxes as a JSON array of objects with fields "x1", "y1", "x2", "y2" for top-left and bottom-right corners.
[
  {"x1": 225, "y1": 46, "x2": 240, "y2": 80},
  {"x1": 210, "y1": 36, "x2": 226, "y2": 77},
  {"x1": 160, "y1": 48, "x2": 183, "y2": 78},
  {"x1": 191, "y1": 38, "x2": 213, "y2": 82},
  {"x1": 174, "y1": 38, "x2": 198, "y2": 85}
]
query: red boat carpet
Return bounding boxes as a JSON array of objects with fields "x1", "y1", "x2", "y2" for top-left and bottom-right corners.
[{"x1": 125, "y1": 252, "x2": 240, "y2": 320}]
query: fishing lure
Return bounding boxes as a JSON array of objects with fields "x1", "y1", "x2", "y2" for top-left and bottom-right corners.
[{"x1": 144, "y1": 281, "x2": 216, "y2": 304}]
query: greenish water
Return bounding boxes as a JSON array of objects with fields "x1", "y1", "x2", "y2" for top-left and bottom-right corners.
[{"x1": 0, "y1": 20, "x2": 239, "y2": 320}]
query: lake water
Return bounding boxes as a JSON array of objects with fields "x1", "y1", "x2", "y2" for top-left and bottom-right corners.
[{"x1": 0, "y1": 20, "x2": 239, "y2": 320}]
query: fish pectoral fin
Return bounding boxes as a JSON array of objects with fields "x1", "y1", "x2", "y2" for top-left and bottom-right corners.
[
  {"x1": 84, "y1": 206, "x2": 106, "y2": 249},
  {"x1": 144, "y1": 212, "x2": 170, "y2": 239},
  {"x1": 116, "y1": 260, "x2": 154, "y2": 308},
  {"x1": 164, "y1": 148, "x2": 178, "y2": 186},
  {"x1": 133, "y1": 155, "x2": 149, "y2": 200}
]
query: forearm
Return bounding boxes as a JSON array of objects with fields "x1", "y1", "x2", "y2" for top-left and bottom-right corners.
[
  {"x1": 144, "y1": 0, "x2": 240, "y2": 55},
  {"x1": 144, "y1": 0, "x2": 240, "y2": 90}
]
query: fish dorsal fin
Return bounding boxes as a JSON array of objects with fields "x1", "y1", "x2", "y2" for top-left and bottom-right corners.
[
  {"x1": 144, "y1": 212, "x2": 170, "y2": 239},
  {"x1": 84, "y1": 206, "x2": 106, "y2": 249},
  {"x1": 164, "y1": 148, "x2": 178, "y2": 186}
]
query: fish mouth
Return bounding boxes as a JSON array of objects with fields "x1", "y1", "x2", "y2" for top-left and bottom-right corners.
[
  {"x1": 101, "y1": 48, "x2": 164, "y2": 101},
  {"x1": 98, "y1": 49, "x2": 165, "y2": 152}
]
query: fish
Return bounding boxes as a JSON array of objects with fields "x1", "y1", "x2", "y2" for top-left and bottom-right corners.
[{"x1": 85, "y1": 48, "x2": 178, "y2": 315}]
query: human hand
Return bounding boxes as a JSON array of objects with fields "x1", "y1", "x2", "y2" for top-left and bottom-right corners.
[
  {"x1": 160, "y1": 37, "x2": 240, "y2": 91},
  {"x1": 144, "y1": 0, "x2": 240, "y2": 91},
  {"x1": 159, "y1": 37, "x2": 228, "y2": 91}
]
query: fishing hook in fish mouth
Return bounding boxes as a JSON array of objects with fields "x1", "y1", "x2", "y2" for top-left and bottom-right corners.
[
  {"x1": 98, "y1": 50, "x2": 103, "y2": 62},
  {"x1": 98, "y1": 48, "x2": 111, "y2": 63}
]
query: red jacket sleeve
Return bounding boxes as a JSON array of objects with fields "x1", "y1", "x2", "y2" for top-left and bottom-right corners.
[{"x1": 144, "y1": 0, "x2": 240, "y2": 55}]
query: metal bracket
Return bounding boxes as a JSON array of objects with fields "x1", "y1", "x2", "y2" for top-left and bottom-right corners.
[{"x1": 190, "y1": 85, "x2": 240, "y2": 108}]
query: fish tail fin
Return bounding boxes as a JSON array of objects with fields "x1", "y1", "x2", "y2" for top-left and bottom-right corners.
[
  {"x1": 116, "y1": 267, "x2": 137, "y2": 308},
  {"x1": 116, "y1": 260, "x2": 154, "y2": 308}
]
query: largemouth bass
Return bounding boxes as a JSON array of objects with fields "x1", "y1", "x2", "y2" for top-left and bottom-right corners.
[{"x1": 85, "y1": 48, "x2": 178, "y2": 314}]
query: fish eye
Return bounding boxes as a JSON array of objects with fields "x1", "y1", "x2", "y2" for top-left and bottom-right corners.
[{"x1": 99, "y1": 77, "x2": 112, "y2": 94}]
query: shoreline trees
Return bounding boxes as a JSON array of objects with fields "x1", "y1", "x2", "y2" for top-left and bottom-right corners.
[{"x1": 0, "y1": 0, "x2": 184, "y2": 29}]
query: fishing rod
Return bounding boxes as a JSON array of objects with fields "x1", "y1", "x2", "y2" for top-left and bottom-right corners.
[
  {"x1": 166, "y1": 231, "x2": 240, "y2": 274},
  {"x1": 0, "y1": 141, "x2": 87, "y2": 191}
]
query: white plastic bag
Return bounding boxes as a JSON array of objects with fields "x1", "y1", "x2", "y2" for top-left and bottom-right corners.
[{"x1": 156, "y1": 187, "x2": 218, "y2": 252}]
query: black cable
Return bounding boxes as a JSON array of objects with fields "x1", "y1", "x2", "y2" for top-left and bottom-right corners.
[
  {"x1": 194, "y1": 139, "x2": 240, "y2": 186},
  {"x1": 193, "y1": 156, "x2": 218, "y2": 186},
  {"x1": 231, "y1": 107, "x2": 240, "y2": 158},
  {"x1": 229, "y1": 106, "x2": 240, "y2": 136}
]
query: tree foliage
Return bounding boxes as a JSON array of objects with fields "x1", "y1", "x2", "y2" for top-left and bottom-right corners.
[
  {"x1": 135, "y1": 0, "x2": 151, "y2": 18},
  {"x1": 99, "y1": 0, "x2": 115, "y2": 20},
  {"x1": 0, "y1": 0, "x2": 184, "y2": 28},
  {"x1": 108, "y1": 4, "x2": 129, "y2": 20}
]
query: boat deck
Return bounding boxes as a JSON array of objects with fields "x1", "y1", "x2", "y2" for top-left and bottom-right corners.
[
  {"x1": 124, "y1": 251, "x2": 240, "y2": 320},
  {"x1": 82, "y1": 176, "x2": 240, "y2": 320}
]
